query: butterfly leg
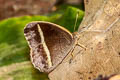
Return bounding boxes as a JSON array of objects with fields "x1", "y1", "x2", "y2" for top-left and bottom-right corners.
[
  {"x1": 76, "y1": 43, "x2": 87, "y2": 50},
  {"x1": 70, "y1": 43, "x2": 86, "y2": 57},
  {"x1": 69, "y1": 48, "x2": 75, "y2": 64}
]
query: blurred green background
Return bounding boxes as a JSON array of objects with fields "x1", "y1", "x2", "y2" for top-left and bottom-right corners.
[{"x1": 0, "y1": 1, "x2": 84, "y2": 80}]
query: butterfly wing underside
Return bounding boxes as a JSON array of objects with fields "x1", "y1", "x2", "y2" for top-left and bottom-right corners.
[{"x1": 24, "y1": 21, "x2": 74, "y2": 73}]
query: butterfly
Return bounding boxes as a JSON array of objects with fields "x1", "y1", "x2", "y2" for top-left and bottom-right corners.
[
  {"x1": 23, "y1": 11, "x2": 87, "y2": 73},
  {"x1": 24, "y1": 21, "x2": 74, "y2": 73}
]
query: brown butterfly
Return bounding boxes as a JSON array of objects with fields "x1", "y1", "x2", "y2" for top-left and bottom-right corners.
[{"x1": 24, "y1": 21, "x2": 74, "y2": 73}]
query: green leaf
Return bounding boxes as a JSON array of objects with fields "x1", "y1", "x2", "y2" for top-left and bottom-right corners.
[{"x1": 55, "y1": 6, "x2": 84, "y2": 32}]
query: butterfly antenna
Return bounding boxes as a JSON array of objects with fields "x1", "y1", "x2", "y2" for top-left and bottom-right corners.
[{"x1": 73, "y1": 10, "x2": 79, "y2": 32}]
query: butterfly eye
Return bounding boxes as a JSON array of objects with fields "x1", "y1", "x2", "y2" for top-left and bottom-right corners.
[{"x1": 24, "y1": 21, "x2": 74, "y2": 73}]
